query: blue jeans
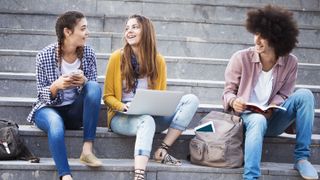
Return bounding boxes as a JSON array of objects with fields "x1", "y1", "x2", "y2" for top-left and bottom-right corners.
[
  {"x1": 34, "y1": 81, "x2": 101, "y2": 177},
  {"x1": 242, "y1": 89, "x2": 314, "y2": 180},
  {"x1": 110, "y1": 94, "x2": 199, "y2": 157}
]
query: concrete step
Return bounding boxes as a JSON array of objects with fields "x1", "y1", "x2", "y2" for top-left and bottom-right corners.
[
  {"x1": 0, "y1": 49, "x2": 111, "y2": 74},
  {"x1": 1, "y1": 158, "x2": 318, "y2": 180},
  {"x1": 0, "y1": 28, "x2": 111, "y2": 54},
  {"x1": 1, "y1": 97, "x2": 320, "y2": 134},
  {"x1": 0, "y1": 28, "x2": 319, "y2": 61},
  {"x1": 0, "y1": 74, "x2": 208, "y2": 102},
  {"x1": 1, "y1": 50, "x2": 319, "y2": 85},
  {"x1": 19, "y1": 125, "x2": 320, "y2": 165},
  {"x1": 0, "y1": 96, "x2": 215, "y2": 127},
  {"x1": 1, "y1": 73, "x2": 320, "y2": 108},
  {"x1": 2, "y1": 0, "x2": 319, "y2": 27},
  {"x1": 1, "y1": 12, "x2": 319, "y2": 46},
  {"x1": 189, "y1": 0, "x2": 320, "y2": 10},
  {"x1": 0, "y1": 11, "x2": 105, "y2": 33},
  {"x1": 166, "y1": 59, "x2": 320, "y2": 86}
]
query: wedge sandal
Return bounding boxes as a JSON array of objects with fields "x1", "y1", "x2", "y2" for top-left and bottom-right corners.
[{"x1": 154, "y1": 142, "x2": 181, "y2": 166}]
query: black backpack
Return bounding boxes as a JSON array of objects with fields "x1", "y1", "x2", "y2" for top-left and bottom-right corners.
[{"x1": 0, "y1": 119, "x2": 39, "y2": 163}]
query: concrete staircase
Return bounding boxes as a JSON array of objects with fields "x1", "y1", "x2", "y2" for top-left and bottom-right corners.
[{"x1": 0, "y1": 0, "x2": 320, "y2": 179}]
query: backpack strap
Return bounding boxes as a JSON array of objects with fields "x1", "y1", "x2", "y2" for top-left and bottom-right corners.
[
  {"x1": 0, "y1": 119, "x2": 19, "y2": 129},
  {"x1": 18, "y1": 142, "x2": 40, "y2": 163}
]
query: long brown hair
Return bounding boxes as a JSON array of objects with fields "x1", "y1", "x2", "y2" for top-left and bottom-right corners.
[
  {"x1": 55, "y1": 11, "x2": 84, "y2": 68},
  {"x1": 121, "y1": 14, "x2": 158, "y2": 92}
]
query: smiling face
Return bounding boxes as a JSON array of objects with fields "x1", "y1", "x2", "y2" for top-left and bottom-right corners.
[
  {"x1": 64, "y1": 18, "x2": 89, "y2": 47},
  {"x1": 124, "y1": 18, "x2": 142, "y2": 47},
  {"x1": 254, "y1": 33, "x2": 275, "y2": 55}
]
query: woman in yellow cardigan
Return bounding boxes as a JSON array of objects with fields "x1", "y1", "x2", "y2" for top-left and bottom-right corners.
[{"x1": 103, "y1": 14, "x2": 199, "y2": 180}]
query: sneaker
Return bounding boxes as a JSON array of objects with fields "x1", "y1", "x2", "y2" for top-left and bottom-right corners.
[
  {"x1": 79, "y1": 153, "x2": 102, "y2": 167},
  {"x1": 294, "y1": 159, "x2": 319, "y2": 180}
]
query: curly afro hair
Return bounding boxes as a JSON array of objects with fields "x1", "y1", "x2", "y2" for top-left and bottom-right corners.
[{"x1": 246, "y1": 5, "x2": 299, "y2": 57}]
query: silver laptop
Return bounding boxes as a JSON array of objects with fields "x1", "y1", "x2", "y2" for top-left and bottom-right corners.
[{"x1": 118, "y1": 89, "x2": 184, "y2": 116}]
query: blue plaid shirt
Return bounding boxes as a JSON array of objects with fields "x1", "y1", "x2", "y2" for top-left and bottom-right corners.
[{"x1": 26, "y1": 43, "x2": 98, "y2": 123}]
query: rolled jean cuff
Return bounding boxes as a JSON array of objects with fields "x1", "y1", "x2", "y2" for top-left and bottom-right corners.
[
  {"x1": 169, "y1": 123, "x2": 187, "y2": 131},
  {"x1": 134, "y1": 149, "x2": 151, "y2": 157},
  {"x1": 83, "y1": 138, "x2": 94, "y2": 142},
  {"x1": 296, "y1": 157, "x2": 309, "y2": 162}
]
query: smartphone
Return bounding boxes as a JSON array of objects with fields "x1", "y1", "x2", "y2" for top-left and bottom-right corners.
[{"x1": 68, "y1": 70, "x2": 83, "y2": 78}]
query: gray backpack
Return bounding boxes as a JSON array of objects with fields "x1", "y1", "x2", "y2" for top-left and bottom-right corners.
[
  {"x1": 0, "y1": 119, "x2": 39, "y2": 162},
  {"x1": 189, "y1": 111, "x2": 243, "y2": 168}
]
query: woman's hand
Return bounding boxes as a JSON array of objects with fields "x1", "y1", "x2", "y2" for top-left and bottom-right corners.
[
  {"x1": 52, "y1": 75, "x2": 74, "y2": 90},
  {"x1": 231, "y1": 97, "x2": 246, "y2": 113},
  {"x1": 50, "y1": 75, "x2": 74, "y2": 98},
  {"x1": 122, "y1": 103, "x2": 129, "y2": 112},
  {"x1": 69, "y1": 70, "x2": 86, "y2": 87}
]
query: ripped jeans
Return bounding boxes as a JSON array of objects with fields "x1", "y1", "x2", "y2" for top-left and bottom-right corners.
[{"x1": 110, "y1": 94, "x2": 199, "y2": 157}]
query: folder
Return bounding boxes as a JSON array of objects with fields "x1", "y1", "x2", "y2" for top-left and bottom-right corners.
[{"x1": 194, "y1": 121, "x2": 215, "y2": 133}]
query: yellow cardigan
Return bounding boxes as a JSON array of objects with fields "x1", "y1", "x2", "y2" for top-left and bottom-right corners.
[{"x1": 103, "y1": 49, "x2": 167, "y2": 127}]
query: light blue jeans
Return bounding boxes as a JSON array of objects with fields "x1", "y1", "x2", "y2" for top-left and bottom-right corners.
[
  {"x1": 34, "y1": 81, "x2": 101, "y2": 177},
  {"x1": 242, "y1": 89, "x2": 314, "y2": 180},
  {"x1": 110, "y1": 94, "x2": 199, "y2": 157}
]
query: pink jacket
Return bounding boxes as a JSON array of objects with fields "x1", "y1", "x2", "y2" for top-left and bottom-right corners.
[{"x1": 223, "y1": 47, "x2": 298, "y2": 112}]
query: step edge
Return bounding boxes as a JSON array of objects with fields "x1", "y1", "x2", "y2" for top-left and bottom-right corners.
[
  {"x1": 1, "y1": 158, "x2": 316, "y2": 175},
  {"x1": 0, "y1": 28, "x2": 319, "y2": 49}
]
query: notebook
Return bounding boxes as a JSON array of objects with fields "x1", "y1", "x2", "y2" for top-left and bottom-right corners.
[
  {"x1": 194, "y1": 121, "x2": 216, "y2": 133},
  {"x1": 117, "y1": 89, "x2": 184, "y2": 116}
]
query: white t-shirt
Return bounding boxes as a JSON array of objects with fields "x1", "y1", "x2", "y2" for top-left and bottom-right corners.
[
  {"x1": 249, "y1": 68, "x2": 274, "y2": 106},
  {"x1": 56, "y1": 58, "x2": 81, "y2": 106},
  {"x1": 122, "y1": 77, "x2": 148, "y2": 102}
]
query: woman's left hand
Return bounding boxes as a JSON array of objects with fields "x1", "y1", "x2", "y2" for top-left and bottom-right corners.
[{"x1": 70, "y1": 70, "x2": 86, "y2": 86}]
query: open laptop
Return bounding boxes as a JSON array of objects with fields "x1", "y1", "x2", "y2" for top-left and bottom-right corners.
[{"x1": 117, "y1": 89, "x2": 184, "y2": 116}]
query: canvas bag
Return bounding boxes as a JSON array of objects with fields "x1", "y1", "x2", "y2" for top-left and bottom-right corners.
[
  {"x1": 189, "y1": 111, "x2": 243, "y2": 168},
  {"x1": 0, "y1": 119, "x2": 40, "y2": 162}
]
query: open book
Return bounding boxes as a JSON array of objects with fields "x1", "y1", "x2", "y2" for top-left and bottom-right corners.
[{"x1": 245, "y1": 102, "x2": 287, "y2": 113}]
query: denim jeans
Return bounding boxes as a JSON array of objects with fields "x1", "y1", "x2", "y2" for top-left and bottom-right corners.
[
  {"x1": 242, "y1": 89, "x2": 314, "y2": 180},
  {"x1": 34, "y1": 81, "x2": 101, "y2": 177},
  {"x1": 110, "y1": 94, "x2": 199, "y2": 157}
]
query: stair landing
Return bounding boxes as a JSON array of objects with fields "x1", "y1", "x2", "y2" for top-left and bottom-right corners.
[{"x1": 1, "y1": 158, "x2": 318, "y2": 180}]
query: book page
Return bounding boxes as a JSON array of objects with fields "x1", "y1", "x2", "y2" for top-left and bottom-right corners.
[{"x1": 245, "y1": 102, "x2": 286, "y2": 113}]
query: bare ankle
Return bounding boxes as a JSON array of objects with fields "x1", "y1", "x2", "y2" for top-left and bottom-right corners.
[
  {"x1": 81, "y1": 151, "x2": 93, "y2": 156},
  {"x1": 154, "y1": 142, "x2": 181, "y2": 166},
  {"x1": 154, "y1": 142, "x2": 169, "y2": 160},
  {"x1": 82, "y1": 141, "x2": 93, "y2": 155},
  {"x1": 61, "y1": 175, "x2": 72, "y2": 180}
]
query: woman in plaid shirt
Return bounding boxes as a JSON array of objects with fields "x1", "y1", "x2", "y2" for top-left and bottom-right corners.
[{"x1": 27, "y1": 11, "x2": 102, "y2": 180}]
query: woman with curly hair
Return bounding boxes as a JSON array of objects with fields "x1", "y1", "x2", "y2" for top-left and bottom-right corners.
[
  {"x1": 103, "y1": 14, "x2": 199, "y2": 180},
  {"x1": 222, "y1": 5, "x2": 318, "y2": 180},
  {"x1": 27, "y1": 11, "x2": 102, "y2": 180}
]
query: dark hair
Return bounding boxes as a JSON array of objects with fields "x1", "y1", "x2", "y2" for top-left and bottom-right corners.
[
  {"x1": 55, "y1": 11, "x2": 85, "y2": 67},
  {"x1": 246, "y1": 5, "x2": 299, "y2": 57}
]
